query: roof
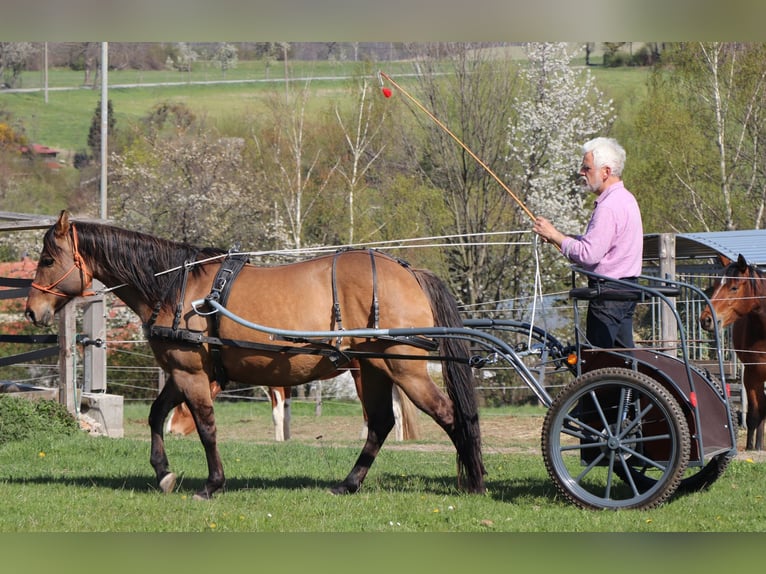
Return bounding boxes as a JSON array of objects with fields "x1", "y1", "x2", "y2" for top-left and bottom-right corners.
[{"x1": 643, "y1": 230, "x2": 766, "y2": 266}]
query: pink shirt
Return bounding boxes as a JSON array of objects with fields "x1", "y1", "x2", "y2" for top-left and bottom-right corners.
[{"x1": 560, "y1": 181, "x2": 643, "y2": 279}]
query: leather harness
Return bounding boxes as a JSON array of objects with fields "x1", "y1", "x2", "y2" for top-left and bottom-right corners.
[{"x1": 145, "y1": 249, "x2": 442, "y2": 389}]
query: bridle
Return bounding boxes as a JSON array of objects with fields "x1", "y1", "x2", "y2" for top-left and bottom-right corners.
[{"x1": 30, "y1": 223, "x2": 95, "y2": 298}]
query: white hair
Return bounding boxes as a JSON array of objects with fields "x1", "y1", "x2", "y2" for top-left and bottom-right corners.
[{"x1": 582, "y1": 137, "x2": 626, "y2": 177}]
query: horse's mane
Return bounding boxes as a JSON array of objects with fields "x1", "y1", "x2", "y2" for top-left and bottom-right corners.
[{"x1": 44, "y1": 221, "x2": 226, "y2": 309}]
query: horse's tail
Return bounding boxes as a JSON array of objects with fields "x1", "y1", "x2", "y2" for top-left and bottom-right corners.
[{"x1": 412, "y1": 268, "x2": 485, "y2": 494}]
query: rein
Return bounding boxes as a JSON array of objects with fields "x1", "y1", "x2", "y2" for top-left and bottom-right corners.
[{"x1": 31, "y1": 223, "x2": 95, "y2": 298}]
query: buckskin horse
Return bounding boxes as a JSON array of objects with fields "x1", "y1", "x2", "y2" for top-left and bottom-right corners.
[
  {"x1": 25, "y1": 211, "x2": 483, "y2": 499},
  {"x1": 699, "y1": 254, "x2": 766, "y2": 450}
]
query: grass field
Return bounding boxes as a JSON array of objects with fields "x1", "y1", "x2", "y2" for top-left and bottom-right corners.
[
  {"x1": 0, "y1": 59, "x2": 652, "y2": 153},
  {"x1": 0, "y1": 59, "x2": 415, "y2": 151},
  {"x1": 1, "y1": 400, "x2": 765, "y2": 533}
]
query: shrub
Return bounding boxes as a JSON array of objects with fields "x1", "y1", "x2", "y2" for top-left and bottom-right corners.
[{"x1": 0, "y1": 396, "x2": 79, "y2": 445}]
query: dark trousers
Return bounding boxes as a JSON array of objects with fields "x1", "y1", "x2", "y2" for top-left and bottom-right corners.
[{"x1": 586, "y1": 297, "x2": 637, "y2": 348}]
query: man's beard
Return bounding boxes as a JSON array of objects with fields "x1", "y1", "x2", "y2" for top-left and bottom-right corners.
[{"x1": 579, "y1": 177, "x2": 599, "y2": 194}]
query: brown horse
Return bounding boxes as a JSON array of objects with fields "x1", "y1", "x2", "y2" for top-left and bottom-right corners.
[
  {"x1": 699, "y1": 254, "x2": 766, "y2": 450},
  {"x1": 25, "y1": 211, "x2": 483, "y2": 499},
  {"x1": 167, "y1": 384, "x2": 293, "y2": 441}
]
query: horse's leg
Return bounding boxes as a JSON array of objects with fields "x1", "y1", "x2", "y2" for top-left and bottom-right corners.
[
  {"x1": 332, "y1": 365, "x2": 395, "y2": 494},
  {"x1": 392, "y1": 386, "x2": 404, "y2": 442},
  {"x1": 754, "y1": 377, "x2": 766, "y2": 451},
  {"x1": 148, "y1": 377, "x2": 184, "y2": 493},
  {"x1": 386, "y1": 358, "x2": 484, "y2": 491},
  {"x1": 742, "y1": 367, "x2": 766, "y2": 450},
  {"x1": 270, "y1": 387, "x2": 290, "y2": 442},
  {"x1": 180, "y1": 372, "x2": 225, "y2": 499},
  {"x1": 351, "y1": 364, "x2": 369, "y2": 439}
]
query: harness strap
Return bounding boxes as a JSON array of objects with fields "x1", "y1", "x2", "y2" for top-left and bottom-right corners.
[
  {"x1": 331, "y1": 248, "x2": 381, "y2": 339},
  {"x1": 369, "y1": 250, "x2": 380, "y2": 328},
  {"x1": 331, "y1": 250, "x2": 343, "y2": 334},
  {"x1": 173, "y1": 260, "x2": 193, "y2": 331},
  {"x1": 207, "y1": 252, "x2": 250, "y2": 388}
]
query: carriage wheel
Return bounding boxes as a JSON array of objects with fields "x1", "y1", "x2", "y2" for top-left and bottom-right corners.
[
  {"x1": 612, "y1": 369, "x2": 732, "y2": 495},
  {"x1": 622, "y1": 451, "x2": 733, "y2": 495},
  {"x1": 541, "y1": 367, "x2": 690, "y2": 510}
]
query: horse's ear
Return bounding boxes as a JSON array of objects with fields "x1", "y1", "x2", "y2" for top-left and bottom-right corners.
[
  {"x1": 737, "y1": 253, "x2": 748, "y2": 270},
  {"x1": 54, "y1": 210, "x2": 70, "y2": 238},
  {"x1": 718, "y1": 255, "x2": 732, "y2": 267}
]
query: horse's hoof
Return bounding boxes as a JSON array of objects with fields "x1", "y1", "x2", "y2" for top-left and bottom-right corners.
[
  {"x1": 159, "y1": 472, "x2": 176, "y2": 494},
  {"x1": 330, "y1": 483, "x2": 359, "y2": 495},
  {"x1": 193, "y1": 490, "x2": 212, "y2": 501}
]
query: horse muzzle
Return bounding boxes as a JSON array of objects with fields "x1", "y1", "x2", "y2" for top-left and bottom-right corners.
[
  {"x1": 25, "y1": 305, "x2": 53, "y2": 327},
  {"x1": 699, "y1": 314, "x2": 717, "y2": 333}
]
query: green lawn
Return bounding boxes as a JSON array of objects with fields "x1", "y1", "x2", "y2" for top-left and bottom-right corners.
[{"x1": 0, "y1": 400, "x2": 763, "y2": 533}]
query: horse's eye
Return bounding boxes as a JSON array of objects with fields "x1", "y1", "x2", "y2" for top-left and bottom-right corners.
[{"x1": 40, "y1": 256, "x2": 55, "y2": 267}]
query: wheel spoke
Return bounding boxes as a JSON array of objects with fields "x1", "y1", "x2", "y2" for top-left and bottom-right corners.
[
  {"x1": 617, "y1": 398, "x2": 654, "y2": 439},
  {"x1": 561, "y1": 412, "x2": 607, "y2": 441},
  {"x1": 618, "y1": 452, "x2": 641, "y2": 496},
  {"x1": 589, "y1": 389, "x2": 616, "y2": 439}
]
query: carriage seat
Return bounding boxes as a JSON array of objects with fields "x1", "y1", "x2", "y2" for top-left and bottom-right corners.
[{"x1": 568, "y1": 285, "x2": 680, "y2": 302}]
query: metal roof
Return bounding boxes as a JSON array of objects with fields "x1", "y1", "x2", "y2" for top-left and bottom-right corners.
[{"x1": 643, "y1": 230, "x2": 766, "y2": 266}]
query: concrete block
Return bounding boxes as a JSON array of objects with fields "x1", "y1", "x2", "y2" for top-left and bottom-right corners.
[{"x1": 80, "y1": 392, "x2": 124, "y2": 438}]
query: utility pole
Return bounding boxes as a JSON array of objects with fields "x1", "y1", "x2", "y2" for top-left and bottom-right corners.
[
  {"x1": 100, "y1": 42, "x2": 108, "y2": 220},
  {"x1": 43, "y1": 42, "x2": 48, "y2": 104}
]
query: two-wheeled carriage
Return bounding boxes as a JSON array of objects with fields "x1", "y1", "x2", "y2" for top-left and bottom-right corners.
[
  {"x1": 464, "y1": 269, "x2": 737, "y2": 509},
  {"x1": 25, "y1": 212, "x2": 736, "y2": 509}
]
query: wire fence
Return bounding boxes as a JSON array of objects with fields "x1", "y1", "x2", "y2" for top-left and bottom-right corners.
[{"x1": 0, "y1": 234, "x2": 752, "y2": 411}]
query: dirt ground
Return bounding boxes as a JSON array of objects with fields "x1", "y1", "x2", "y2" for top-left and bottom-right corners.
[
  {"x1": 144, "y1": 407, "x2": 763, "y2": 462},
  {"x1": 124, "y1": 398, "x2": 764, "y2": 463}
]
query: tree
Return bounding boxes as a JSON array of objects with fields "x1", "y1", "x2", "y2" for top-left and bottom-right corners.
[
  {"x1": 633, "y1": 42, "x2": 766, "y2": 232},
  {"x1": 602, "y1": 42, "x2": 626, "y2": 66},
  {"x1": 172, "y1": 42, "x2": 198, "y2": 73},
  {"x1": 111, "y1": 126, "x2": 272, "y2": 250},
  {"x1": 64, "y1": 42, "x2": 99, "y2": 86},
  {"x1": 403, "y1": 42, "x2": 524, "y2": 311},
  {"x1": 250, "y1": 80, "x2": 339, "y2": 250},
  {"x1": 0, "y1": 42, "x2": 37, "y2": 88},
  {"x1": 506, "y1": 42, "x2": 615, "y2": 291},
  {"x1": 334, "y1": 74, "x2": 388, "y2": 244},
  {"x1": 213, "y1": 43, "x2": 238, "y2": 78},
  {"x1": 87, "y1": 99, "x2": 116, "y2": 161}
]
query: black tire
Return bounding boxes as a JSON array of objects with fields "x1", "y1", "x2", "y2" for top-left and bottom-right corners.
[
  {"x1": 542, "y1": 367, "x2": 690, "y2": 510},
  {"x1": 623, "y1": 451, "x2": 734, "y2": 495}
]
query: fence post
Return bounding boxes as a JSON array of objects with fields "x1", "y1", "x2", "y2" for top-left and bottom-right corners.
[
  {"x1": 659, "y1": 233, "x2": 678, "y2": 349},
  {"x1": 58, "y1": 301, "x2": 77, "y2": 414},
  {"x1": 81, "y1": 280, "x2": 106, "y2": 392}
]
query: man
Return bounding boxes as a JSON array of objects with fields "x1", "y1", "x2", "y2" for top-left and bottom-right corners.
[{"x1": 532, "y1": 137, "x2": 643, "y2": 348}]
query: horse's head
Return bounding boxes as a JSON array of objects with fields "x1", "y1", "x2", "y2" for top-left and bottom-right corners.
[
  {"x1": 25, "y1": 210, "x2": 94, "y2": 326},
  {"x1": 700, "y1": 253, "x2": 763, "y2": 332}
]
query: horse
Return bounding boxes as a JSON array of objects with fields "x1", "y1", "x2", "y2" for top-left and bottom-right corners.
[
  {"x1": 699, "y1": 253, "x2": 766, "y2": 450},
  {"x1": 166, "y1": 364, "x2": 420, "y2": 442},
  {"x1": 167, "y1": 384, "x2": 295, "y2": 441},
  {"x1": 25, "y1": 211, "x2": 483, "y2": 499}
]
